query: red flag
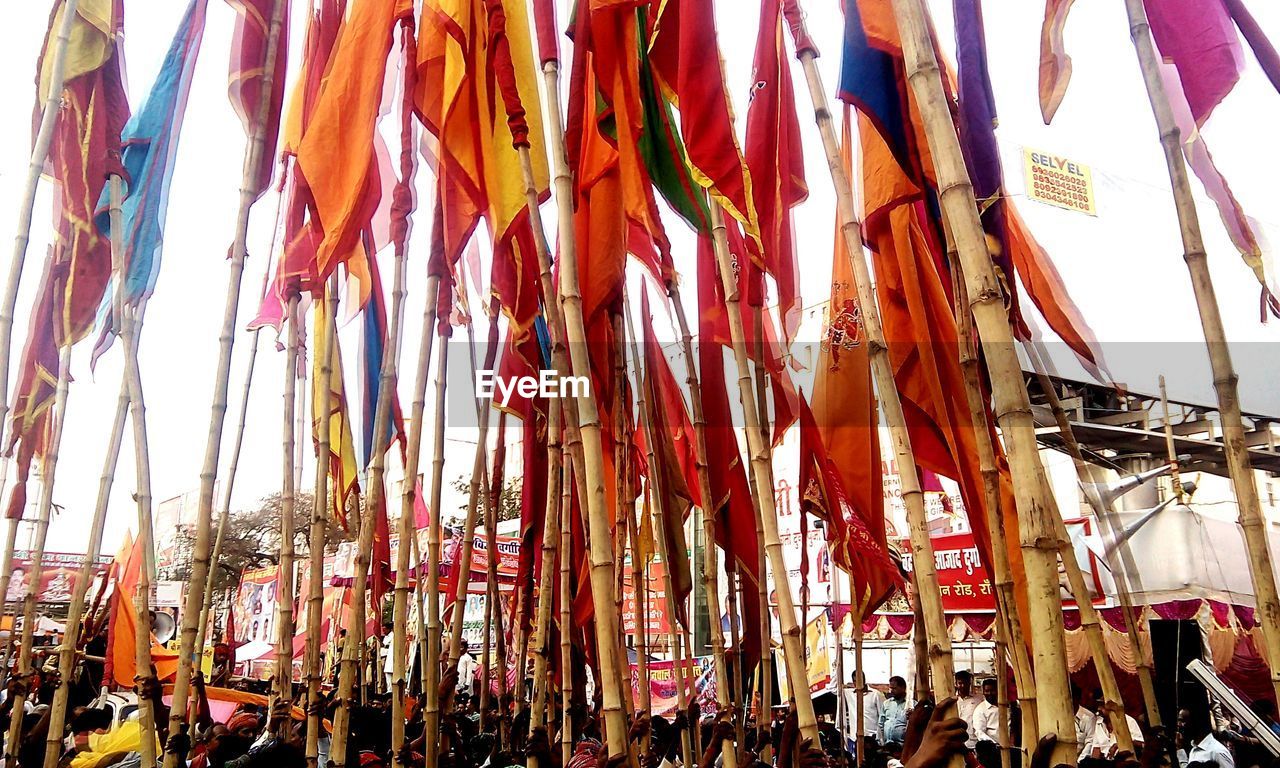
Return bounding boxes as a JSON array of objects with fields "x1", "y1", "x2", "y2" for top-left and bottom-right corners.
[
  {"x1": 638, "y1": 287, "x2": 694, "y2": 629},
  {"x1": 4, "y1": 260, "x2": 60, "y2": 520},
  {"x1": 647, "y1": 0, "x2": 758, "y2": 238},
  {"x1": 40, "y1": 1, "x2": 130, "y2": 347},
  {"x1": 798, "y1": 398, "x2": 901, "y2": 615},
  {"x1": 294, "y1": 0, "x2": 412, "y2": 307},
  {"x1": 225, "y1": 0, "x2": 289, "y2": 198},
  {"x1": 744, "y1": 0, "x2": 807, "y2": 342}
]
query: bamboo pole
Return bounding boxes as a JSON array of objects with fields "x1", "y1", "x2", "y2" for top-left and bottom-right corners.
[
  {"x1": 1022, "y1": 341, "x2": 1162, "y2": 729},
  {"x1": 854, "y1": 625, "x2": 865, "y2": 767},
  {"x1": 747, "y1": 307, "x2": 772, "y2": 752},
  {"x1": 627, "y1": 485, "x2": 652, "y2": 717},
  {"x1": 524, "y1": 399, "x2": 564, "y2": 768},
  {"x1": 534, "y1": 57, "x2": 628, "y2": 755},
  {"x1": 163, "y1": 0, "x2": 287, "y2": 758},
  {"x1": 785, "y1": 10, "x2": 964, "y2": 729},
  {"x1": 948, "y1": 257, "x2": 1037, "y2": 745},
  {"x1": 194, "y1": 253, "x2": 280, "y2": 683},
  {"x1": 4, "y1": 344, "x2": 71, "y2": 764},
  {"x1": 665, "y1": 284, "x2": 737, "y2": 766},
  {"x1": 705, "y1": 202, "x2": 821, "y2": 744},
  {"x1": 332, "y1": 243, "x2": 408, "y2": 766},
  {"x1": 487, "y1": 447, "x2": 509, "y2": 745},
  {"x1": 835, "y1": 0, "x2": 1079, "y2": 757},
  {"x1": 304, "y1": 281, "x2": 338, "y2": 768},
  {"x1": 445, "y1": 316, "x2": 500, "y2": 677},
  {"x1": 274, "y1": 295, "x2": 301, "y2": 726},
  {"x1": 390, "y1": 271, "x2": 441, "y2": 762},
  {"x1": 627, "y1": 305, "x2": 694, "y2": 768},
  {"x1": 558, "y1": 459, "x2": 574, "y2": 768},
  {"x1": 832, "y1": 554, "x2": 847, "y2": 741},
  {"x1": 1115, "y1": 20, "x2": 1280, "y2": 689},
  {"x1": 422, "y1": 336, "x2": 451, "y2": 768},
  {"x1": 610, "y1": 316, "x2": 632, "y2": 724},
  {"x1": 0, "y1": 519, "x2": 22, "y2": 684},
  {"x1": 42, "y1": 335, "x2": 135, "y2": 768},
  {"x1": 95, "y1": 175, "x2": 163, "y2": 767},
  {"x1": 0, "y1": 0, "x2": 82, "y2": 455}
]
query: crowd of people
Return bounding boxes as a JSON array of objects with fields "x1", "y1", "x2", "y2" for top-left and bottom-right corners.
[{"x1": 0, "y1": 639, "x2": 1278, "y2": 768}]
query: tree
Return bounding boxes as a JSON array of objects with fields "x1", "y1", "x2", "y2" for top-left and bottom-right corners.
[
  {"x1": 168, "y1": 491, "x2": 356, "y2": 593},
  {"x1": 450, "y1": 474, "x2": 522, "y2": 524}
]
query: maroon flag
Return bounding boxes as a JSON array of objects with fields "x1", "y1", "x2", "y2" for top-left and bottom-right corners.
[{"x1": 225, "y1": 0, "x2": 290, "y2": 199}]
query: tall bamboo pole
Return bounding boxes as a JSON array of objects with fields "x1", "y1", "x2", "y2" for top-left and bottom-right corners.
[
  {"x1": 41, "y1": 374, "x2": 128, "y2": 768},
  {"x1": 0, "y1": 0, "x2": 82, "y2": 455},
  {"x1": 422, "y1": 336, "x2": 451, "y2": 768},
  {"x1": 195, "y1": 253, "x2": 280, "y2": 680},
  {"x1": 163, "y1": 0, "x2": 287, "y2": 758},
  {"x1": 274, "y1": 296, "x2": 301, "y2": 724},
  {"x1": 99, "y1": 175, "x2": 162, "y2": 768},
  {"x1": 627, "y1": 485, "x2": 652, "y2": 717},
  {"x1": 854, "y1": 625, "x2": 865, "y2": 768},
  {"x1": 1158, "y1": 377, "x2": 1185, "y2": 502},
  {"x1": 0, "y1": 519, "x2": 22, "y2": 685},
  {"x1": 527, "y1": 58, "x2": 628, "y2": 754},
  {"x1": 0, "y1": 0, "x2": 85, "y2": 688},
  {"x1": 1022, "y1": 341, "x2": 1162, "y2": 729},
  {"x1": 1115, "y1": 21, "x2": 1280, "y2": 685},
  {"x1": 524, "y1": 399, "x2": 564, "y2": 768},
  {"x1": 665, "y1": 284, "x2": 738, "y2": 767},
  {"x1": 124, "y1": 308, "x2": 159, "y2": 768},
  {"x1": 948, "y1": 258, "x2": 1037, "y2": 744},
  {"x1": 627, "y1": 306, "x2": 694, "y2": 768},
  {"x1": 705, "y1": 202, "x2": 820, "y2": 744},
  {"x1": 784, "y1": 14, "x2": 962, "y2": 735},
  {"x1": 445, "y1": 317, "x2": 500, "y2": 677},
  {"x1": 828, "y1": 0, "x2": 1076, "y2": 756},
  {"x1": 557, "y1": 461, "x2": 573, "y2": 768},
  {"x1": 332, "y1": 245, "x2": 408, "y2": 767},
  {"x1": 4, "y1": 344, "x2": 71, "y2": 764},
  {"x1": 390, "y1": 271, "x2": 441, "y2": 762},
  {"x1": 304, "y1": 281, "x2": 338, "y2": 768}
]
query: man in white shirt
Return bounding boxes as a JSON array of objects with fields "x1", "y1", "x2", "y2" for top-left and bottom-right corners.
[
  {"x1": 843, "y1": 670, "x2": 884, "y2": 748},
  {"x1": 1084, "y1": 711, "x2": 1145, "y2": 760},
  {"x1": 457, "y1": 639, "x2": 479, "y2": 695},
  {"x1": 954, "y1": 670, "x2": 986, "y2": 750},
  {"x1": 1074, "y1": 685, "x2": 1102, "y2": 759},
  {"x1": 971, "y1": 679, "x2": 1003, "y2": 768},
  {"x1": 1178, "y1": 704, "x2": 1235, "y2": 768}
]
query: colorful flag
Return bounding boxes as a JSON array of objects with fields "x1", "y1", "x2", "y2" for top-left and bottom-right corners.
[
  {"x1": 4, "y1": 260, "x2": 60, "y2": 521},
  {"x1": 953, "y1": 0, "x2": 1108, "y2": 378},
  {"x1": 810, "y1": 108, "x2": 888, "y2": 620},
  {"x1": 37, "y1": 0, "x2": 130, "y2": 347},
  {"x1": 105, "y1": 531, "x2": 181, "y2": 688},
  {"x1": 416, "y1": 0, "x2": 549, "y2": 293},
  {"x1": 1142, "y1": 0, "x2": 1280, "y2": 312},
  {"x1": 91, "y1": 0, "x2": 208, "y2": 363},
  {"x1": 294, "y1": 0, "x2": 413, "y2": 307},
  {"x1": 744, "y1": 0, "x2": 807, "y2": 342},
  {"x1": 638, "y1": 287, "x2": 695, "y2": 630},
  {"x1": 358, "y1": 246, "x2": 405, "y2": 467},
  {"x1": 1037, "y1": 0, "x2": 1075, "y2": 123},
  {"x1": 312, "y1": 289, "x2": 360, "y2": 529},
  {"x1": 647, "y1": 0, "x2": 759, "y2": 239},
  {"x1": 225, "y1": 0, "x2": 289, "y2": 199}
]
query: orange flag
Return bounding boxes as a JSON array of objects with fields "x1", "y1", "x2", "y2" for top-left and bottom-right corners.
[
  {"x1": 294, "y1": 0, "x2": 413, "y2": 306},
  {"x1": 107, "y1": 532, "x2": 180, "y2": 689}
]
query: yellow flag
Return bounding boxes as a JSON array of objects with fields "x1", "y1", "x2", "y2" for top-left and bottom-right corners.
[{"x1": 312, "y1": 293, "x2": 359, "y2": 527}]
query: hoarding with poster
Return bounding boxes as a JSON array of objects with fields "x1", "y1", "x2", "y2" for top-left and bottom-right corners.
[
  {"x1": 898, "y1": 519, "x2": 1105, "y2": 613},
  {"x1": 628, "y1": 657, "x2": 715, "y2": 716},
  {"x1": 5, "y1": 550, "x2": 113, "y2": 603},
  {"x1": 233, "y1": 565, "x2": 279, "y2": 646},
  {"x1": 622, "y1": 556, "x2": 671, "y2": 638}
]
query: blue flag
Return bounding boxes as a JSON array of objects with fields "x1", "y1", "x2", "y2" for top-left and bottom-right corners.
[{"x1": 92, "y1": 0, "x2": 208, "y2": 363}]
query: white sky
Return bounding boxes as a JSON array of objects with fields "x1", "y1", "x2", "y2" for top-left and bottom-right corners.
[{"x1": 1, "y1": 0, "x2": 1278, "y2": 558}]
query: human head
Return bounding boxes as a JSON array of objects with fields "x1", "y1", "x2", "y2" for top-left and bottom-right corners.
[
  {"x1": 227, "y1": 710, "x2": 263, "y2": 740},
  {"x1": 889, "y1": 676, "x2": 907, "y2": 701},
  {"x1": 982, "y1": 678, "x2": 997, "y2": 705},
  {"x1": 954, "y1": 670, "x2": 973, "y2": 697},
  {"x1": 1178, "y1": 696, "x2": 1212, "y2": 745}
]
